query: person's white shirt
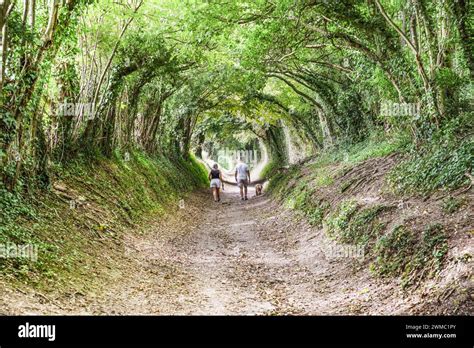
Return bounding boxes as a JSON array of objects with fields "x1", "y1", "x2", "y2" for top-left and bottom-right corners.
[{"x1": 235, "y1": 162, "x2": 249, "y2": 180}]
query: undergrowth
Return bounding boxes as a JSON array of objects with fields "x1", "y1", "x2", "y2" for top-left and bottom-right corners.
[
  {"x1": 326, "y1": 201, "x2": 390, "y2": 247},
  {"x1": 265, "y1": 129, "x2": 459, "y2": 288},
  {"x1": 0, "y1": 152, "x2": 208, "y2": 290},
  {"x1": 388, "y1": 119, "x2": 473, "y2": 196},
  {"x1": 371, "y1": 223, "x2": 448, "y2": 288}
]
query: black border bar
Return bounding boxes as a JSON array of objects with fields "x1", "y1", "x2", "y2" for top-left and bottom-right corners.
[{"x1": 0, "y1": 316, "x2": 471, "y2": 346}]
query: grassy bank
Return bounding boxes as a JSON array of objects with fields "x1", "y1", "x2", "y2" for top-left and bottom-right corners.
[
  {"x1": 0, "y1": 152, "x2": 208, "y2": 291},
  {"x1": 264, "y1": 132, "x2": 472, "y2": 289}
]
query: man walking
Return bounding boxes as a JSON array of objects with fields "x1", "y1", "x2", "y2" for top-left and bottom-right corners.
[{"x1": 235, "y1": 159, "x2": 250, "y2": 200}]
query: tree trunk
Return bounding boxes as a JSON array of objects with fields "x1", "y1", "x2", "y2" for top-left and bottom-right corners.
[
  {"x1": 0, "y1": 0, "x2": 10, "y2": 91},
  {"x1": 452, "y1": 0, "x2": 474, "y2": 79}
]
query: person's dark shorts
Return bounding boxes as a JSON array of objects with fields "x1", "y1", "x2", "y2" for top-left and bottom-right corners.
[{"x1": 237, "y1": 178, "x2": 248, "y2": 188}]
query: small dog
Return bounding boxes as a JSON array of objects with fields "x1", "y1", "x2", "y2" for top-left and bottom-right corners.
[{"x1": 255, "y1": 183, "x2": 263, "y2": 196}]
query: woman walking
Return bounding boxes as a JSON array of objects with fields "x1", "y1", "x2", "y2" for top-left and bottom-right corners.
[{"x1": 209, "y1": 163, "x2": 224, "y2": 202}]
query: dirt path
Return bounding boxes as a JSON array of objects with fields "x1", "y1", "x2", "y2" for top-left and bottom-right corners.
[
  {"x1": 89, "y1": 185, "x2": 307, "y2": 315},
  {"x1": 2, "y1": 184, "x2": 470, "y2": 315},
  {"x1": 77, "y1": 184, "x2": 433, "y2": 315}
]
